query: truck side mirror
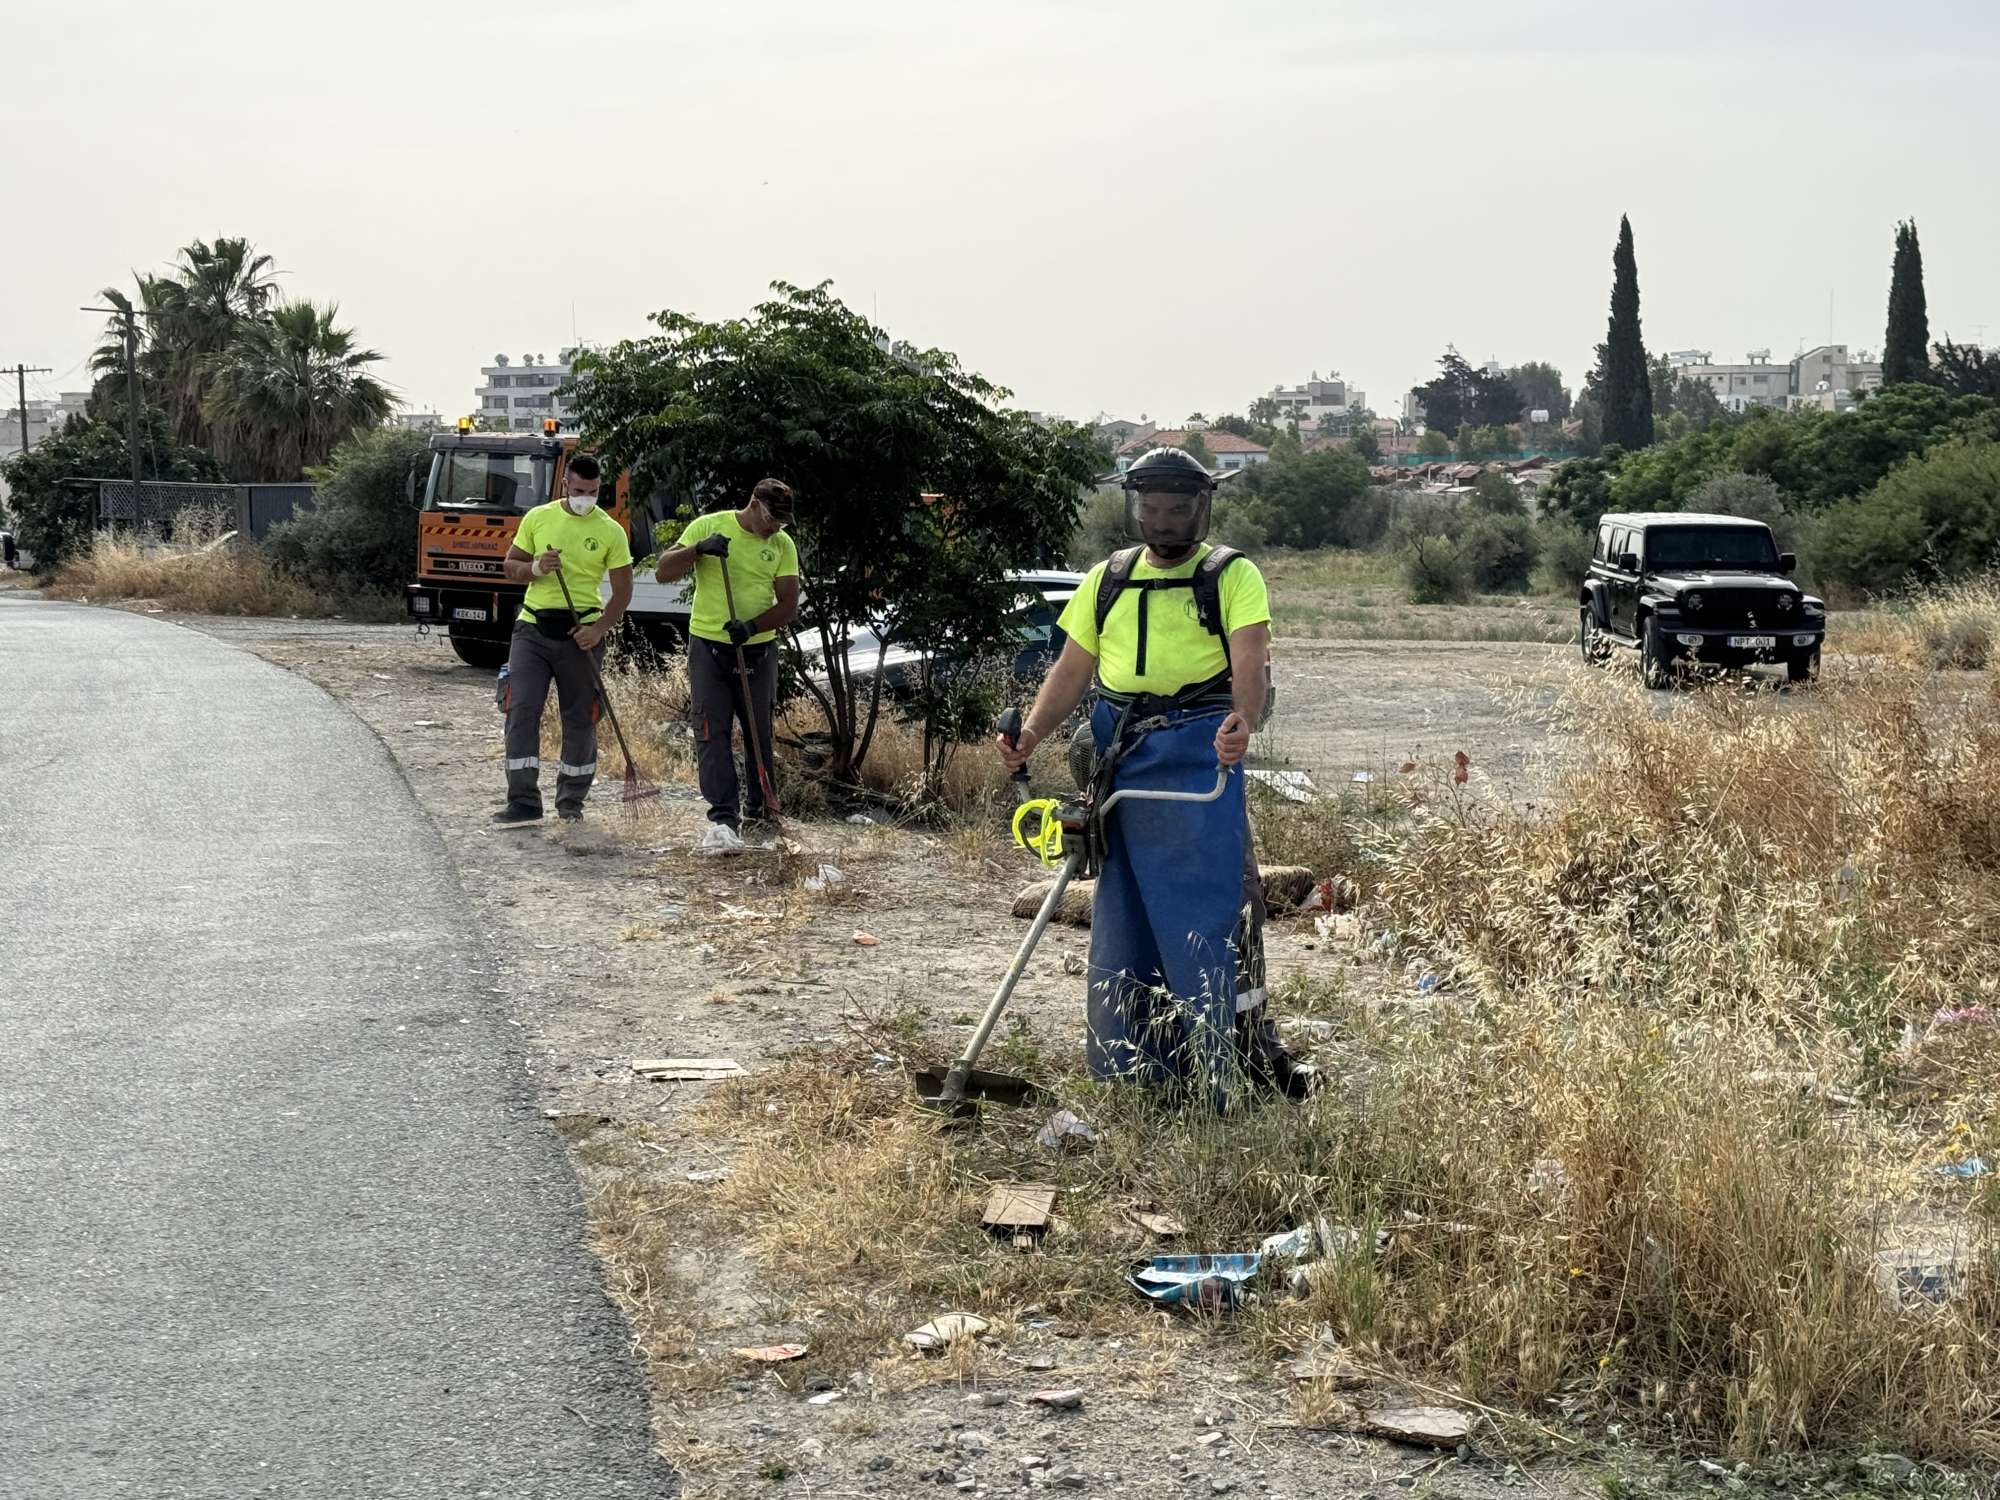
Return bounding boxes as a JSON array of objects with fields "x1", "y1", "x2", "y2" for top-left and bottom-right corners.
[
  {"x1": 1778, "y1": 551, "x2": 1798, "y2": 574},
  {"x1": 405, "y1": 463, "x2": 421, "y2": 508},
  {"x1": 1619, "y1": 551, "x2": 1640, "y2": 573}
]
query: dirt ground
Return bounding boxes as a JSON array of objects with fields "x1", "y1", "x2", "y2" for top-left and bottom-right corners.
[{"x1": 150, "y1": 609, "x2": 1641, "y2": 1500}]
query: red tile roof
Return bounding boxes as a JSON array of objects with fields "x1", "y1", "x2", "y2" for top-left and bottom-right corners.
[{"x1": 1119, "y1": 428, "x2": 1269, "y2": 455}]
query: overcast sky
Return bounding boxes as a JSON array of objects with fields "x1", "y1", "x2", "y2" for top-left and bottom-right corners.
[{"x1": 6, "y1": 0, "x2": 1996, "y2": 427}]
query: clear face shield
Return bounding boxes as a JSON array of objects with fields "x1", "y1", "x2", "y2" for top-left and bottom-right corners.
[{"x1": 1126, "y1": 485, "x2": 1212, "y2": 559}]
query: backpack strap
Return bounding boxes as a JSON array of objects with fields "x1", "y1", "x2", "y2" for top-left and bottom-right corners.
[
  {"x1": 1191, "y1": 546, "x2": 1244, "y2": 639},
  {"x1": 1093, "y1": 545, "x2": 1145, "y2": 637}
]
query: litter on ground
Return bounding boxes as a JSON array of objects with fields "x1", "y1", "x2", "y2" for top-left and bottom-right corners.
[
  {"x1": 905, "y1": 1312, "x2": 991, "y2": 1352},
  {"x1": 733, "y1": 1343, "x2": 808, "y2": 1363},
  {"x1": 1128, "y1": 1253, "x2": 1262, "y2": 1309},
  {"x1": 1361, "y1": 1404, "x2": 1473, "y2": 1447},
  {"x1": 632, "y1": 1057, "x2": 746, "y2": 1082},
  {"x1": 982, "y1": 1183, "x2": 1058, "y2": 1249},
  {"x1": 1028, "y1": 1388, "x2": 1085, "y2": 1410},
  {"x1": 1035, "y1": 1109, "x2": 1100, "y2": 1152},
  {"x1": 1244, "y1": 768, "x2": 1317, "y2": 803}
]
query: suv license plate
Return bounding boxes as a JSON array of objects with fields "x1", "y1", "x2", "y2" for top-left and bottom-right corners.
[
  {"x1": 453, "y1": 607, "x2": 488, "y2": 622},
  {"x1": 1728, "y1": 634, "x2": 1775, "y2": 649}
]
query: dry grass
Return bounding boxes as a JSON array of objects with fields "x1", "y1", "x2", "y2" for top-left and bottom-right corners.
[
  {"x1": 1841, "y1": 576, "x2": 2000, "y2": 672},
  {"x1": 608, "y1": 659, "x2": 2000, "y2": 1468},
  {"x1": 49, "y1": 509, "x2": 396, "y2": 619}
]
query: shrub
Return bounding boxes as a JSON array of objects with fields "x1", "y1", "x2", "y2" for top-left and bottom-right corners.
[
  {"x1": 1468, "y1": 468, "x2": 1524, "y2": 516},
  {"x1": 1818, "y1": 436, "x2": 2000, "y2": 592},
  {"x1": 1067, "y1": 486, "x2": 1128, "y2": 565},
  {"x1": 1533, "y1": 518, "x2": 1592, "y2": 592},
  {"x1": 1458, "y1": 512, "x2": 1540, "y2": 592},
  {"x1": 1400, "y1": 531, "x2": 1473, "y2": 603},
  {"x1": 0, "y1": 412, "x2": 226, "y2": 570},
  {"x1": 265, "y1": 426, "x2": 430, "y2": 597}
]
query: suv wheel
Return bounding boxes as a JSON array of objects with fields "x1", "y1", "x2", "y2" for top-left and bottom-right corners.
[
  {"x1": 1578, "y1": 605, "x2": 1609, "y2": 665},
  {"x1": 1786, "y1": 650, "x2": 1819, "y2": 685},
  {"x1": 1640, "y1": 615, "x2": 1676, "y2": 690}
]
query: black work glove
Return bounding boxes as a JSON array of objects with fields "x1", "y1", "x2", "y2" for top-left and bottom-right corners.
[
  {"x1": 694, "y1": 534, "x2": 730, "y2": 558},
  {"x1": 725, "y1": 619, "x2": 753, "y2": 646}
]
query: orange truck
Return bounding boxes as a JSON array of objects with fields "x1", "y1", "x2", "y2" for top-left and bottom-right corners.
[{"x1": 404, "y1": 423, "x2": 688, "y2": 667}]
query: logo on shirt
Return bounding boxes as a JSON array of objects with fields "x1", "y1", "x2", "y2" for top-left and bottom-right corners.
[
  {"x1": 1181, "y1": 594, "x2": 1201, "y2": 622},
  {"x1": 760, "y1": 548, "x2": 775, "y2": 565},
  {"x1": 584, "y1": 537, "x2": 600, "y2": 552}
]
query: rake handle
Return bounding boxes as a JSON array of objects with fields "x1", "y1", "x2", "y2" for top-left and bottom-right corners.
[
  {"x1": 715, "y1": 554, "x2": 780, "y2": 818},
  {"x1": 551, "y1": 567, "x2": 642, "y2": 775}
]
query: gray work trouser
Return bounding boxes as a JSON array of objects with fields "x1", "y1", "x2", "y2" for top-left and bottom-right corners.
[
  {"x1": 503, "y1": 624, "x2": 602, "y2": 813},
  {"x1": 686, "y1": 637, "x2": 777, "y2": 826}
]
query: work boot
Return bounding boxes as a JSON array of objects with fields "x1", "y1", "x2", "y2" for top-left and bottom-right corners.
[
  {"x1": 555, "y1": 805, "x2": 584, "y2": 822},
  {"x1": 492, "y1": 803, "x2": 543, "y2": 825}
]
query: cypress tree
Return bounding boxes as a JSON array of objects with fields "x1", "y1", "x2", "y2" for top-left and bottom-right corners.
[
  {"x1": 1598, "y1": 215, "x2": 1654, "y2": 451},
  {"x1": 1883, "y1": 219, "x2": 1932, "y2": 386}
]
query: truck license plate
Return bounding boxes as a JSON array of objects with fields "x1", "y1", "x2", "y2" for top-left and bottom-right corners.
[
  {"x1": 1729, "y1": 634, "x2": 1774, "y2": 648},
  {"x1": 453, "y1": 607, "x2": 488, "y2": 622}
]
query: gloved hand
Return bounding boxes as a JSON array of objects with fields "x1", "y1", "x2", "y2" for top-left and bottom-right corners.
[
  {"x1": 694, "y1": 534, "x2": 730, "y2": 558},
  {"x1": 725, "y1": 619, "x2": 753, "y2": 646}
]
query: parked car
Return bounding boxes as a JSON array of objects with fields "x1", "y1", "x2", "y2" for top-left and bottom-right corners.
[
  {"x1": 1579, "y1": 512, "x2": 1825, "y2": 687},
  {"x1": 834, "y1": 570, "x2": 1083, "y2": 695}
]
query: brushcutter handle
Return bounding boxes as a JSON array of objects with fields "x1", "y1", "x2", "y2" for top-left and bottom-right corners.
[
  {"x1": 1100, "y1": 764, "x2": 1231, "y2": 815},
  {"x1": 996, "y1": 708, "x2": 1031, "y2": 785}
]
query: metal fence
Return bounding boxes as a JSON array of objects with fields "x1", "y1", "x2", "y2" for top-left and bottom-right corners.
[{"x1": 93, "y1": 480, "x2": 316, "y2": 540}]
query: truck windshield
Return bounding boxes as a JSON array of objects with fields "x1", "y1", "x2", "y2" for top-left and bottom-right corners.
[
  {"x1": 1647, "y1": 526, "x2": 1778, "y2": 570},
  {"x1": 425, "y1": 452, "x2": 549, "y2": 512}
]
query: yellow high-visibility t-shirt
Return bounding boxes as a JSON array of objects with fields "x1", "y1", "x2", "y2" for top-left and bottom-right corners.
[
  {"x1": 677, "y1": 510, "x2": 800, "y2": 645},
  {"x1": 1057, "y1": 545, "x2": 1271, "y2": 695},
  {"x1": 515, "y1": 501, "x2": 632, "y2": 622}
]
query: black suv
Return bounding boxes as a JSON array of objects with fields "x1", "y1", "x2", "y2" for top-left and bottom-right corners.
[{"x1": 1579, "y1": 512, "x2": 1825, "y2": 687}]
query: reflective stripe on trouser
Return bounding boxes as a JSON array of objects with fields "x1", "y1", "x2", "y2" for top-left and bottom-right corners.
[
  {"x1": 502, "y1": 625, "x2": 602, "y2": 813},
  {"x1": 686, "y1": 638, "x2": 777, "y2": 826},
  {"x1": 1083, "y1": 700, "x2": 1246, "y2": 1113}
]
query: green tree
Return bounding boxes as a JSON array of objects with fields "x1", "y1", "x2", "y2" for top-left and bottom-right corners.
[
  {"x1": 1509, "y1": 361, "x2": 1571, "y2": 422},
  {"x1": 1597, "y1": 215, "x2": 1654, "y2": 451},
  {"x1": 1459, "y1": 424, "x2": 1497, "y2": 457},
  {"x1": 0, "y1": 411, "x2": 226, "y2": 569},
  {"x1": 1183, "y1": 431, "x2": 1214, "y2": 466},
  {"x1": 1416, "y1": 350, "x2": 1475, "y2": 437},
  {"x1": 264, "y1": 426, "x2": 431, "y2": 597},
  {"x1": 1542, "y1": 452, "x2": 1620, "y2": 528},
  {"x1": 204, "y1": 302, "x2": 394, "y2": 480},
  {"x1": 1210, "y1": 412, "x2": 1279, "y2": 446},
  {"x1": 1818, "y1": 436, "x2": 2000, "y2": 590},
  {"x1": 1931, "y1": 337, "x2": 2000, "y2": 400},
  {"x1": 1233, "y1": 448, "x2": 1372, "y2": 548},
  {"x1": 1418, "y1": 429, "x2": 1451, "y2": 458},
  {"x1": 1469, "y1": 468, "x2": 1524, "y2": 516},
  {"x1": 567, "y1": 281, "x2": 1098, "y2": 787},
  {"x1": 1247, "y1": 396, "x2": 1281, "y2": 427},
  {"x1": 1883, "y1": 220, "x2": 1931, "y2": 386},
  {"x1": 1349, "y1": 425, "x2": 1382, "y2": 463}
]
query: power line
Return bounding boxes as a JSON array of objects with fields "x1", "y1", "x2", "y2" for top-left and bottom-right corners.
[{"x1": 5, "y1": 364, "x2": 54, "y2": 454}]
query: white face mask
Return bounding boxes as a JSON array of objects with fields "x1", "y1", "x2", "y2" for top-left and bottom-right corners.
[{"x1": 564, "y1": 493, "x2": 598, "y2": 516}]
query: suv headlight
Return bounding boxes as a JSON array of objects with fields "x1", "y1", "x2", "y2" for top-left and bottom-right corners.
[
  {"x1": 1684, "y1": 592, "x2": 1704, "y2": 612},
  {"x1": 1776, "y1": 593, "x2": 1795, "y2": 610}
]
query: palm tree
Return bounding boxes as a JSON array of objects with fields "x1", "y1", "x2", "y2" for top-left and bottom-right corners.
[
  {"x1": 91, "y1": 238, "x2": 280, "y2": 447},
  {"x1": 204, "y1": 301, "x2": 394, "y2": 479}
]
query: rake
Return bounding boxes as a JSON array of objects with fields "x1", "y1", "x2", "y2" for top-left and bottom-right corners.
[{"x1": 554, "y1": 569, "x2": 661, "y2": 807}]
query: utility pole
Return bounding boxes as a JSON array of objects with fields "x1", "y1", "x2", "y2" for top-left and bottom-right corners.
[
  {"x1": 6, "y1": 364, "x2": 53, "y2": 454},
  {"x1": 81, "y1": 304, "x2": 145, "y2": 494}
]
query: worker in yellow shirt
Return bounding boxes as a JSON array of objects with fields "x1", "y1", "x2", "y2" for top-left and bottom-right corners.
[
  {"x1": 495, "y1": 455, "x2": 633, "y2": 823},
  {"x1": 996, "y1": 446, "x2": 1310, "y2": 1110},
  {"x1": 652, "y1": 479, "x2": 800, "y2": 849}
]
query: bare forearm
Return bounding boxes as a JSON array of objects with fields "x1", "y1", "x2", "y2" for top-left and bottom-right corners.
[
  {"x1": 602, "y1": 572, "x2": 633, "y2": 627},
  {"x1": 504, "y1": 554, "x2": 535, "y2": 584},
  {"x1": 1230, "y1": 634, "x2": 1269, "y2": 725},
  {"x1": 654, "y1": 546, "x2": 697, "y2": 583}
]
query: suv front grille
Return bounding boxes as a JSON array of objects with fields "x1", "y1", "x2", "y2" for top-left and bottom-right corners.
[{"x1": 1682, "y1": 587, "x2": 1793, "y2": 622}]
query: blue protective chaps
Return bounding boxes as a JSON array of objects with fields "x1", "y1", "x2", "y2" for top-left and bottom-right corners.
[{"x1": 1083, "y1": 700, "x2": 1251, "y2": 1113}]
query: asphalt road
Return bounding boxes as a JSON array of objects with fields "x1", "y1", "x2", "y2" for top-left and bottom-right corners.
[{"x1": 0, "y1": 597, "x2": 675, "y2": 1499}]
